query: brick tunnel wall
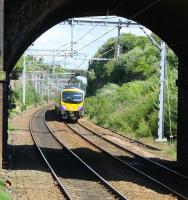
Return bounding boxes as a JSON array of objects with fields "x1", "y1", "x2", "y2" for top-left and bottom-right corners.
[
  {"x1": 3, "y1": 0, "x2": 188, "y2": 168},
  {"x1": 5, "y1": 0, "x2": 72, "y2": 71},
  {"x1": 0, "y1": 0, "x2": 4, "y2": 169}
]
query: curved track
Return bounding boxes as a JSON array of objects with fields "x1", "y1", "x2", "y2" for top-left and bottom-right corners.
[
  {"x1": 65, "y1": 122, "x2": 188, "y2": 200},
  {"x1": 78, "y1": 121, "x2": 187, "y2": 179},
  {"x1": 30, "y1": 107, "x2": 128, "y2": 200},
  {"x1": 78, "y1": 120, "x2": 161, "y2": 151}
]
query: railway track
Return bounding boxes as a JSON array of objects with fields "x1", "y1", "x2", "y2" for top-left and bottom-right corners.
[
  {"x1": 77, "y1": 121, "x2": 187, "y2": 177},
  {"x1": 84, "y1": 121, "x2": 188, "y2": 176},
  {"x1": 30, "y1": 107, "x2": 128, "y2": 200},
  {"x1": 78, "y1": 120, "x2": 161, "y2": 151},
  {"x1": 65, "y1": 121, "x2": 188, "y2": 200}
]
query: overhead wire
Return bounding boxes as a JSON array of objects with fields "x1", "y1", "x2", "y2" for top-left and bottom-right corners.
[
  {"x1": 60, "y1": 2, "x2": 126, "y2": 58},
  {"x1": 74, "y1": 15, "x2": 110, "y2": 44},
  {"x1": 77, "y1": 26, "x2": 117, "y2": 52},
  {"x1": 57, "y1": 41, "x2": 73, "y2": 50},
  {"x1": 108, "y1": 0, "x2": 160, "y2": 20},
  {"x1": 62, "y1": 12, "x2": 112, "y2": 51},
  {"x1": 76, "y1": 59, "x2": 87, "y2": 70},
  {"x1": 97, "y1": 47, "x2": 114, "y2": 58},
  {"x1": 129, "y1": 0, "x2": 160, "y2": 21},
  {"x1": 30, "y1": 0, "x2": 160, "y2": 69},
  {"x1": 57, "y1": 0, "x2": 160, "y2": 69},
  {"x1": 57, "y1": 1, "x2": 127, "y2": 59},
  {"x1": 109, "y1": 0, "x2": 129, "y2": 15},
  {"x1": 75, "y1": 48, "x2": 114, "y2": 70},
  {"x1": 60, "y1": 19, "x2": 117, "y2": 68},
  {"x1": 69, "y1": 5, "x2": 123, "y2": 64}
]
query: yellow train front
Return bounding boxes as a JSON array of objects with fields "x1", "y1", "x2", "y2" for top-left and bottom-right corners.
[{"x1": 55, "y1": 87, "x2": 84, "y2": 122}]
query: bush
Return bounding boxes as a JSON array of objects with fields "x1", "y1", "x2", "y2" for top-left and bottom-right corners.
[
  {"x1": 85, "y1": 72, "x2": 177, "y2": 139},
  {"x1": 136, "y1": 119, "x2": 150, "y2": 138},
  {"x1": 85, "y1": 32, "x2": 178, "y2": 140},
  {"x1": 9, "y1": 81, "x2": 42, "y2": 115},
  {"x1": 0, "y1": 180, "x2": 10, "y2": 200}
]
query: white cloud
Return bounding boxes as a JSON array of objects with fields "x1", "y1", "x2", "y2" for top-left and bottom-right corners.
[{"x1": 34, "y1": 25, "x2": 70, "y2": 49}]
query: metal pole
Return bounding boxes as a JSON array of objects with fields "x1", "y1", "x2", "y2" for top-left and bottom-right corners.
[
  {"x1": 116, "y1": 20, "x2": 121, "y2": 60},
  {"x1": 52, "y1": 55, "x2": 55, "y2": 74},
  {"x1": 38, "y1": 75, "x2": 41, "y2": 95},
  {"x1": 48, "y1": 83, "x2": 50, "y2": 103},
  {"x1": 22, "y1": 53, "x2": 26, "y2": 110},
  {"x1": 35, "y1": 73, "x2": 37, "y2": 92},
  {"x1": 38, "y1": 74, "x2": 41, "y2": 94},
  {"x1": 41, "y1": 73, "x2": 44, "y2": 102},
  {"x1": 140, "y1": 28, "x2": 161, "y2": 50},
  {"x1": 71, "y1": 18, "x2": 74, "y2": 57},
  {"x1": 140, "y1": 28, "x2": 167, "y2": 142},
  {"x1": 47, "y1": 74, "x2": 49, "y2": 103},
  {"x1": 156, "y1": 41, "x2": 167, "y2": 142},
  {"x1": 37, "y1": 74, "x2": 39, "y2": 94}
]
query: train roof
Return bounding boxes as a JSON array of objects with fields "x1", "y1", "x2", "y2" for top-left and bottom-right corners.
[
  {"x1": 64, "y1": 85, "x2": 80, "y2": 89},
  {"x1": 62, "y1": 87, "x2": 84, "y2": 94}
]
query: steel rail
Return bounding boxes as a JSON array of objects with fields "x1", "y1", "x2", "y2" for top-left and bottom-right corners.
[
  {"x1": 29, "y1": 106, "x2": 72, "y2": 200},
  {"x1": 44, "y1": 111, "x2": 129, "y2": 200},
  {"x1": 66, "y1": 122, "x2": 188, "y2": 200},
  {"x1": 78, "y1": 121, "x2": 160, "y2": 151},
  {"x1": 78, "y1": 121, "x2": 188, "y2": 181}
]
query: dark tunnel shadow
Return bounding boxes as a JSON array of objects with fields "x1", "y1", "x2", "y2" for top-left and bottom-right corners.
[
  {"x1": 5, "y1": 144, "x2": 48, "y2": 171},
  {"x1": 4, "y1": 143, "x2": 186, "y2": 199},
  {"x1": 6, "y1": 108, "x2": 186, "y2": 198},
  {"x1": 45, "y1": 109, "x2": 188, "y2": 176},
  {"x1": 45, "y1": 107, "x2": 78, "y2": 124}
]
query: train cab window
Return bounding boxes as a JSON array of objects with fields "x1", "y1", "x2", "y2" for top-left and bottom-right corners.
[{"x1": 62, "y1": 92, "x2": 83, "y2": 103}]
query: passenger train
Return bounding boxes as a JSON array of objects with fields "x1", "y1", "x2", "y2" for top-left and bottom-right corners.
[{"x1": 55, "y1": 85, "x2": 84, "y2": 122}]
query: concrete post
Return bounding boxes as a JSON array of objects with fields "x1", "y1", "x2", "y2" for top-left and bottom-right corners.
[
  {"x1": 47, "y1": 75, "x2": 49, "y2": 102},
  {"x1": 116, "y1": 20, "x2": 121, "y2": 60},
  {"x1": 70, "y1": 18, "x2": 74, "y2": 57},
  {"x1": 22, "y1": 53, "x2": 26, "y2": 110},
  {"x1": 177, "y1": 59, "x2": 188, "y2": 167},
  {"x1": 156, "y1": 41, "x2": 167, "y2": 142}
]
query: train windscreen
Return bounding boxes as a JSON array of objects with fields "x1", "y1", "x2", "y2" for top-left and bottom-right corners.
[{"x1": 62, "y1": 91, "x2": 83, "y2": 103}]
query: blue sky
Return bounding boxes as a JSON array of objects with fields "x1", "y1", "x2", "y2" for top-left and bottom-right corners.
[{"x1": 31, "y1": 16, "x2": 151, "y2": 71}]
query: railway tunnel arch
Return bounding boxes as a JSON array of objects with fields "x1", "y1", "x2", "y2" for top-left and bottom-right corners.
[{"x1": 3, "y1": 0, "x2": 188, "y2": 167}]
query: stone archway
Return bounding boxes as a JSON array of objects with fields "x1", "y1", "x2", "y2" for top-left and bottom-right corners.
[{"x1": 3, "y1": 0, "x2": 188, "y2": 167}]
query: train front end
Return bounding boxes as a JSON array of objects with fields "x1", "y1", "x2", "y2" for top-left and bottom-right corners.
[{"x1": 60, "y1": 88, "x2": 84, "y2": 121}]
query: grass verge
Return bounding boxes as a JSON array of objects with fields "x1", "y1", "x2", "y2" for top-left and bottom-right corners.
[{"x1": 0, "y1": 180, "x2": 11, "y2": 200}]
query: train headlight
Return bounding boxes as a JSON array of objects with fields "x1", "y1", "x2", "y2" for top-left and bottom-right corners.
[
  {"x1": 61, "y1": 105, "x2": 66, "y2": 110},
  {"x1": 78, "y1": 106, "x2": 83, "y2": 111}
]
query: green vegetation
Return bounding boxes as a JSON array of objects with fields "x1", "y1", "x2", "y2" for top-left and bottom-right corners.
[
  {"x1": 8, "y1": 122, "x2": 16, "y2": 132},
  {"x1": 85, "y1": 33, "x2": 177, "y2": 140},
  {"x1": 0, "y1": 180, "x2": 10, "y2": 200},
  {"x1": 12, "y1": 55, "x2": 66, "y2": 76},
  {"x1": 167, "y1": 144, "x2": 177, "y2": 158},
  {"x1": 87, "y1": 33, "x2": 163, "y2": 96},
  {"x1": 9, "y1": 54, "x2": 66, "y2": 115},
  {"x1": 9, "y1": 81, "x2": 42, "y2": 116},
  {"x1": 9, "y1": 54, "x2": 84, "y2": 116},
  {"x1": 14, "y1": 82, "x2": 41, "y2": 107}
]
